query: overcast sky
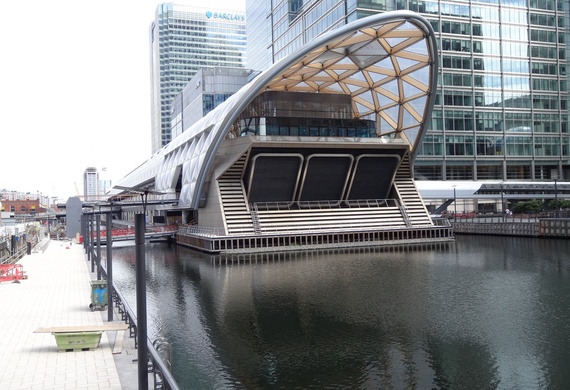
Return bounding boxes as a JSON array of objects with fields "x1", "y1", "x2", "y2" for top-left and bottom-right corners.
[{"x1": 0, "y1": 0, "x2": 245, "y2": 201}]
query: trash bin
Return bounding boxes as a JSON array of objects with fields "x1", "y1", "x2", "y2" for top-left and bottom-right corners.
[{"x1": 89, "y1": 280, "x2": 107, "y2": 311}]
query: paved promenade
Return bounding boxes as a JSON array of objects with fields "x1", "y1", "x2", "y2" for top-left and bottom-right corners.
[{"x1": 0, "y1": 238, "x2": 140, "y2": 390}]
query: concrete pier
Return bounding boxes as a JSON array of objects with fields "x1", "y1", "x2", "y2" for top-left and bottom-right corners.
[{"x1": 0, "y1": 238, "x2": 142, "y2": 390}]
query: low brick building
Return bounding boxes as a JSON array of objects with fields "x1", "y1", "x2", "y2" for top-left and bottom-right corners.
[{"x1": 0, "y1": 199, "x2": 45, "y2": 215}]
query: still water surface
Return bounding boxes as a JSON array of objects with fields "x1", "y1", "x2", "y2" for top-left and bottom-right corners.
[{"x1": 111, "y1": 236, "x2": 570, "y2": 389}]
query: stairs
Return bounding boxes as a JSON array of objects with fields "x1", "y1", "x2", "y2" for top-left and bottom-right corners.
[
  {"x1": 255, "y1": 204, "x2": 407, "y2": 234},
  {"x1": 393, "y1": 153, "x2": 433, "y2": 226},
  {"x1": 217, "y1": 150, "x2": 432, "y2": 236},
  {"x1": 218, "y1": 152, "x2": 256, "y2": 235}
]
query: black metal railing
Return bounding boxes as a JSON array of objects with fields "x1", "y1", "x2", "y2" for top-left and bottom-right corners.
[{"x1": 96, "y1": 263, "x2": 181, "y2": 390}]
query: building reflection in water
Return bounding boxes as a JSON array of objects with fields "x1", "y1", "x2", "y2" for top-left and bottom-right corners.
[{"x1": 111, "y1": 236, "x2": 570, "y2": 389}]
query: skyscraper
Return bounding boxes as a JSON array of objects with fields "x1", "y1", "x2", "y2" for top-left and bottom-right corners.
[
  {"x1": 246, "y1": 0, "x2": 570, "y2": 181},
  {"x1": 170, "y1": 67, "x2": 253, "y2": 139},
  {"x1": 150, "y1": 3, "x2": 246, "y2": 153},
  {"x1": 83, "y1": 167, "x2": 99, "y2": 201}
]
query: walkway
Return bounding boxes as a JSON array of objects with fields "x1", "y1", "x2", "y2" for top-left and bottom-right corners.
[{"x1": 0, "y1": 238, "x2": 141, "y2": 390}]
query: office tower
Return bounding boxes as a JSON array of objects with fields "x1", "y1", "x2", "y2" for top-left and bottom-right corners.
[
  {"x1": 150, "y1": 3, "x2": 246, "y2": 153},
  {"x1": 170, "y1": 67, "x2": 253, "y2": 138},
  {"x1": 83, "y1": 167, "x2": 99, "y2": 201},
  {"x1": 246, "y1": 0, "x2": 570, "y2": 181}
]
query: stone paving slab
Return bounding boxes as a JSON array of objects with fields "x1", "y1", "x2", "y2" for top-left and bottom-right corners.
[{"x1": 0, "y1": 239, "x2": 124, "y2": 390}]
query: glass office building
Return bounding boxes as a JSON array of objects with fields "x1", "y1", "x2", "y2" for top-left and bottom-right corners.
[
  {"x1": 170, "y1": 67, "x2": 253, "y2": 139},
  {"x1": 150, "y1": 3, "x2": 246, "y2": 153},
  {"x1": 246, "y1": 0, "x2": 570, "y2": 181}
]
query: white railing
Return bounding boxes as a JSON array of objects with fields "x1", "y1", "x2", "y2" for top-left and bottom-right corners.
[{"x1": 178, "y1": 225, "x2": 223, "y2": 237}]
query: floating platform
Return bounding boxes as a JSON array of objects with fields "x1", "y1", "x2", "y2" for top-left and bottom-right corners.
[{"x1": 177, "y1": 224, "x2": 454, "y2": 254}]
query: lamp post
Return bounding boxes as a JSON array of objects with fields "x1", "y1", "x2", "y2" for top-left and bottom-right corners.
[{"x1": 113, "y1": 186, "x2": 167, "y2": 390}]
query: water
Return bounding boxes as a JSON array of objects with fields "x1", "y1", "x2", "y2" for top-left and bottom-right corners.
[{"x1": 110, "y1": 236, "x2": 570, "y2": 389}]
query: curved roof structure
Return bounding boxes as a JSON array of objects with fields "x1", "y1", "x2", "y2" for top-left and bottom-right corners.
[{"x1": 116, "y1": 11, "x2": 438, "y2": 209}]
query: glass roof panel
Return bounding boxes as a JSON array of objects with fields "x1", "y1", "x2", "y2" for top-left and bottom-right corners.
[
  {"x1": 333, "y1": 56, "x2": 357, "y2": 66},
  {"x1": 383, "y1": 105, "x2": 400, "y2": 123},
  {"x1": 349, "y1": 40, "x2": 388, "y2": 68},
  {"x1": 402, "y1": 79, "x2": 423, "y2": 99},
  {"x1": 312, "y1": 50, "x2": 346, "y2": 64},
  {"x1": 354, "y1": 100, "x2": 373, "y2": 116},
  {"x1": 402, "y1": 107, "x2": 420, "y2": 128},
  {"x1": 313, "y1": 70, "x2": 332, "y2": 79},
  {"x1": 375, "y1": 91, "x2": 396, "y2": 107},
  {"x1": 345, "y1": 82, "x2": 364, "y2": 93},
  {"x1": 367, "y1": 71, "x2": 389, "y2": 84},
  {"x1": 407, "y1": 66, "x2": 430, "y2": 85},
  {"x1": 355, "y1": 90, "x2": 375, "y2": 109},
  {"x1": 403, "y1": 126, "x2": 420, "y2": 145},
  {"x1": 402, "y1": 39, "x2": 429, "y2": 56},
  {"x1": 395, "y1": 56, "x2": 420, "y2": 73},
  {"x1": 377, "y1": 57, "x2": 396, "y2": 72},
  {"x1": 381, "y1": 79, "x2": 400, "y2": 96},
  {"x1": 350, "y1": 70, "x2": 367, "y2": 83},
  {"x1": 321, "y1": 83, "x2": 344, "y2": 93},
  {"x1": 379, "y1": 116, "x2": 396, "y2": 133},
  {"x1": 407, "y1": 95, "x2": 428, "y2": 116},
  {"x1": 385, "y1": 37, "x2": 407, "y2": 47}
]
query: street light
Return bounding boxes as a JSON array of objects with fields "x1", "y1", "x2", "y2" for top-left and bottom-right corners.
[{"x1": 114, "y1": 186, "x2": 165, "y2": 390}]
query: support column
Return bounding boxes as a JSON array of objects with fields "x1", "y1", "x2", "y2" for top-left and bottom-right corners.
[
  {"x1": 135, "y1": 213, "x2": 148, "y2": 390},
  {"x1": 106, "y1": 212, "x2": 113, "y2": 322}
]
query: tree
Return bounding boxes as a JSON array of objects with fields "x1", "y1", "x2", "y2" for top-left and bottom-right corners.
[{"x1": 512, "y1": 200, "x2": 542, "y2": 214}]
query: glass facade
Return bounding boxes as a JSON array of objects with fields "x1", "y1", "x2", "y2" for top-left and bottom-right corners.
[
  {"x1": 170, "y1": 67, "x2": 251, "y2": 139},
  {"x1": 150, "y1": 3, "x2": 246, "y2": 153},
  {"x1": 247, "y1": 0, "x2": 570, "y2": 181},
  {"x1": 238, "y1": 92, "x2": 377, "y2": 137}
]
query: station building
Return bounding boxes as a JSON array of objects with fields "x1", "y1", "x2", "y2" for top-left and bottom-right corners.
[{"x1": 113, "y1": 12, "x2": 453, "y2": 252}]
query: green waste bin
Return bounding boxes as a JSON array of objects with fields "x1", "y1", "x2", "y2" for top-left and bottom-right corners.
[{"x1": 89, "y1": 280, "x2": 107, "y2": 311}]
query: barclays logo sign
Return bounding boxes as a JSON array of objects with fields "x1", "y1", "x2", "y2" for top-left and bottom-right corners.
[{"x1": 205, "y1": 10, "x2": 245, "y2": 22}]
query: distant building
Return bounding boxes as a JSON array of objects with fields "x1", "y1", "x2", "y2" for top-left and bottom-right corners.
[
  {"x1": 83, "y1": 167, "x2": 99, "y2": 201},
  {"x1": 0, "y1": 199, "x2": 44, "y2": 215},
  {"x1": 150, "y1": 3, "x2": 247, "y2": 153},
  {"x1": 170, "y1": 67, "x2": 253, "y2": 139},
  {"x1": 0, "y1": 190, "x2": 41, "y2": 201}
]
